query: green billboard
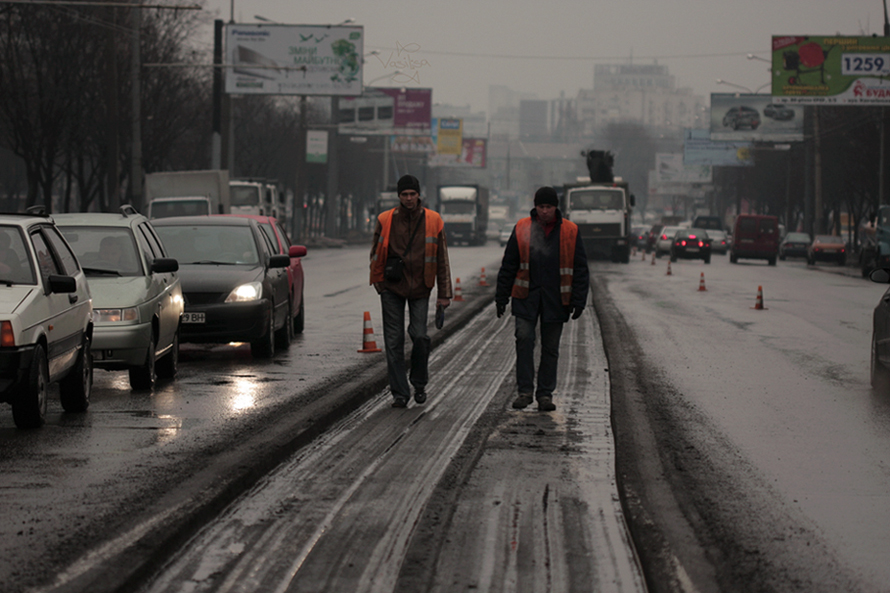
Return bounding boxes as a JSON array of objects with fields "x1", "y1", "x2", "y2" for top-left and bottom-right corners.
[{"x1": 771, "y1": 35, "x2": 890, "y2": 105}]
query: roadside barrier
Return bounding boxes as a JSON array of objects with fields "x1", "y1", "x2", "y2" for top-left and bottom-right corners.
[
  {"x1": 357, "y1": 311, "x2": 382, "y2": 353},
  {"x1": 751, "y1": 285, "x2": 767, "y2": 310},
  {"x1": 479, "y1": 267, "x2": 489, "y2": 286},
  {"x1": 454, "y1": 277, "x2": 465, "y2": 301},
  {"x1": 698, "y1": 272, "x2": 707, "y2": 291}
]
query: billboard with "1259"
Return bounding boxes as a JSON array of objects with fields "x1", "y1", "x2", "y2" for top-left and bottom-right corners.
[{"x1": 771, "y1": 35, "x2": 890, "y2": 105}]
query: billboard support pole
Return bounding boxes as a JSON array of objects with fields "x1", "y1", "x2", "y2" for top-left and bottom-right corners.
[{"x1": 813, "y1": 106, "x2": 823, "y2": 235}]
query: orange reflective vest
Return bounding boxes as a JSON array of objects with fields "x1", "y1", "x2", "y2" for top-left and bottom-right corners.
[
  {"x1": 370, "y1": 208, "x2": 445, "y2": 288},
  {"x1": 511, "y1": 217, "x2": 579, "y2": 306}
]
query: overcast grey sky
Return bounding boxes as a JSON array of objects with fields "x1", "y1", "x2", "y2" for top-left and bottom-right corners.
[{"x1": 205, "y1": 0, "x2": 881, "y2": 113}]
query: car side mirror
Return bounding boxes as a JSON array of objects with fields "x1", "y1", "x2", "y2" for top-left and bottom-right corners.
[
  {"x1": 629, "y1": 194, "x2": 636, "y2": 207},
  {"x1": 269, "y1": 254, "x2": 290, "y2": 269},
  {"x1": 151, "y1": 258, "x2": 179, "y2": 274},
  {"x1": 870, "y1": 269, "x2": 890, "y2": 283},
  {"x1": 289, "y1": 245, "x2": 307, "y2": 258},
  {"x1": 48, "y1": 274, "x2": 76, "y2": 293}
]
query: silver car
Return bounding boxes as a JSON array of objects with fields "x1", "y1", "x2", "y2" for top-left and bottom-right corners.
[
  {"x1": 55, "y1": 206, "x2": 183, "y2": 390},
  {"x1": 655, "y1": 225, "x2": 684, "y2": 258}
]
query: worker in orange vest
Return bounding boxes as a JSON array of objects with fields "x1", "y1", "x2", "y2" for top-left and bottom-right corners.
[
  {"x1": 495, "y1": 186, "x2": 589, "y2": 412},
  {"x1": 370, "y1": 175, "x2": 452, "y2": 408}
]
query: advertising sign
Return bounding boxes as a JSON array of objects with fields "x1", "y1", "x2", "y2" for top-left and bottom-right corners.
[
  {"x1": 683, "y1": 129, "x2": 753, "y2": 167},
  {"x1": 391, "y1": 136, "x2": 436, "y2": 154},
  {"x1": 436, "y1": 118, "x2": 463, "y2": 155},
  {"x1": 225, "y1": 24, "x2": 363, "y2": 96},
  {"x1": 339, "y1": 87, "x2": 431, "y2": 135},
  {"x1": 655, "y1": 153, "x2": 711, "y2": 184},
  {"x1": 428, "y1": 138, "x2": 487, "y2": 168},
  {"x1": 709, "y1": 93, "x2": 805, "y2": 142},
  {"x1": 306, "y1": 130, "x2": 328, "y2": 163},
  {"x1": 771, "y1": 35, "x2": 890, "y2": 105}
]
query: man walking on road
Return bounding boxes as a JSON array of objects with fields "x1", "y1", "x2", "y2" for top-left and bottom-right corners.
[
  {"x1": 495, "y1": 186, "x2": 589, "y2": 412},
  {"x1": 370, "y1": 174, "x2": 452, "y2": 408}
]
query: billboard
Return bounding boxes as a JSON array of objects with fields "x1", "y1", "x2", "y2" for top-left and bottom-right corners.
[
  {"x1": 771, "y1": 35, "x2": 890, "y2": 105},
  {"x1": 427, "y1": 138, "x2": 487, "y2": 168},
  {"x1": 683, "y1": 129, "x2": 753, "y2": 167},
  {"x1": 225, "y1": 24, "x2": 363, "y2": 96},
  {"x1": 338, "y1": 87, "x2": 432, "y2": 135},
  {"x1": 709, "y1": 93, "x2": 804, "y2": 142},
  {"x1": 436, "y1": 118, "x2": 463, "y2": 155},
  {"x1": 655, "y1": 153, "x2": 711, "y2": 184}
]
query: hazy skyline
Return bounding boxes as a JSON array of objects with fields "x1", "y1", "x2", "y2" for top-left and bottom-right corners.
[{"x1": 206, "y1": 0, "x2": 882, "y2": 113}]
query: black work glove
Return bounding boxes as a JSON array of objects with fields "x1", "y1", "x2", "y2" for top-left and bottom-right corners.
[
  {"x1": 496, "y1": 301, "x2": 506, "y2": 318},
  {"x1": 566, "y1": 305, "x2": 583, "y2": 319}
]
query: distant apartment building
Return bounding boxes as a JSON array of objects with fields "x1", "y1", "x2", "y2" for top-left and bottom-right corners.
[{"x1": 576, "y1": 63, "x2": 707, "y2": 137}]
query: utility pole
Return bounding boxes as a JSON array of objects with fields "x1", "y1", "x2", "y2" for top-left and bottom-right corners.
[
  {"x1": 293, "y1": 96, "x2": 308, "y2": 242},
  {"x1": 325, "y1": 96, "x2": 340, "y2": 237},
  {"x1": 130, "y1": 1, "x2": 143, "y2": 211},
  {"x1": 212, "y1": 20, "x2": 223, "y2": 170}
]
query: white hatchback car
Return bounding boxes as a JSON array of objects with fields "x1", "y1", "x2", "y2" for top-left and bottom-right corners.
[
  {"x1": 55, "y1": 206, "x2": 183, "y2": 391},
  {"x1": 0, "y1": 209, "x2": 94, "y2": 428},
  {"x1": 655, "y1": 225, "x2": 684, "y2": 258}
]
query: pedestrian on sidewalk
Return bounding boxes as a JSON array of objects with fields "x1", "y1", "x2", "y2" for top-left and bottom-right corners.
[
  {"x1": 495, "y1": 186, "x2": 589, "y2": 412},
  {"x1": 370, "y1": 174, "x2": 453, "y2": 408}
]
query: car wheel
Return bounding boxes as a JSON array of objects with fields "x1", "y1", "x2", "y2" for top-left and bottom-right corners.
[
  {"x1": 730, "y1": 252, "x2": 738, "y2": 264},
  {"x1": 156, "y1": 328, "x2": 179, "y2": 380},
  {"x1": 779, "y1": 254, "x2": 786, "y2": 261},
  {"x1": 768, "y1": 256, "x2": 777, "y2": 266},
  {"x1": 838, "y1": 256, "x2": 846, "y2": 266},
  {"x1": 129, "y1": 333, "x2": 157, "y2": 390},
  {"x1": 275, "y1": 300, "x2": 293, "y2": 349},
  {"x1": 251, "y1": 305, "x2": 275, "y2": 359},
  {"x1": 871, "y1": 333, "x2": 890, "y2": 390},
  {"x1": 293, "y1": 291, "x2": 305, "y2": 334},
  {"x1": 60, "y1": 334, "x2": 92, "y2": 412},
  {"x1": 807, "y1": 256, "x2": 815, "y2": 266},
  {"x1": 655, "y1": 250, "x2": 662, "y2": 259},
  {"x1": 12, "y1": 343, "x2": 49, "y2": 428},
  {"x1": 670, "y1": 253, "x2": 677, "y2": 263},
  {"x1": 704, "y1": 255, "x2": 711, "y2": 264}
]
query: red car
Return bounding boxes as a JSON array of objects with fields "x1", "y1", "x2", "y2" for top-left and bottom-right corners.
[{"x1": 222, "y1": 215, "x2": 307, "y2": 333}]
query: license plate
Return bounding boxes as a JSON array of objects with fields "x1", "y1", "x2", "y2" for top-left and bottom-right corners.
[
  {"x1": 687, "y1": 247, "x2": 699, "y2": 252},
  {"x1": 183, "y1": 312, "x2": 205, "y2": 324},
  {"x1": 823, "y1": 248, "x2": 836, "y2": 253}
]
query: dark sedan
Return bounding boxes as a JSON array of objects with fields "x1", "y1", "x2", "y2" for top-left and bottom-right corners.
[
  {"x1": 779, "y1": 232, "x2": 812, "y2": 260},
  {"x1": 153, "y1": 216, "x2": 292, "y2": 358},
  {"x1": 870, "y1": 268, "x2": 890, "y2": 389},
  {"x1": 670, "y1": 228, "x2": 711, "y2": 264}
]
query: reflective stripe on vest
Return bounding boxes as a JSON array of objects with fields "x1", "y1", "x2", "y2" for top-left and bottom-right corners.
[
  {"x1": 511, "y1": 217, "x2": 579, "y2": 306},
  {"x1": 369, "y1": 208, "x2": 444, "y2": 288}
]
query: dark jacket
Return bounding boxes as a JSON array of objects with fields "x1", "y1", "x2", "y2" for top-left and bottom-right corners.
[
  {"x1": 495, "y1": 208, "x2": 589, "y2": 323},
  {"x1": 370, "y1": 199, "x2": 452, "y2": 300}
]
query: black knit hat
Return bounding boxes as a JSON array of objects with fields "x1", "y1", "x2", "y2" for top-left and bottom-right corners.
[
  {"x1": 534, "y1": 186, "x2": 558, "y2": 207},
  {"x1": 397, "y1": 174, "x2": 421, "y2": 195}
]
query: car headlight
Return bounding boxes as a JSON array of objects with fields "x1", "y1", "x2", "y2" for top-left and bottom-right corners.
[
  {"x1": 225, "y1": 282, "x2": 262, "y2": 303},
  {"x1": 94, "y1": 307, "x2": 139, "y2": 323}
]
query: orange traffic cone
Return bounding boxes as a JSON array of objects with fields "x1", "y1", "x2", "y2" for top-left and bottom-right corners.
[
  {"x1": 453, "y1": 277, "x2": 465, "y2": 301},
  {"x1": 751, "y1": 285, "x2": 767, "y2": 310},
  {"x1": 651, "y1": 252, "x2": 656, "y2": 265},
  {"x1": 698, "y1": 272, "x2": 707, "y2": 291},
  {"x1": 479, "y1": 267, "x2": 489, "y2": 286},
  {"x1": 666, "y1": 260, "x2": 672, "y2": 276},
  {"x1": 357, "y1": 311, "x2": 382, "y2": 353}
]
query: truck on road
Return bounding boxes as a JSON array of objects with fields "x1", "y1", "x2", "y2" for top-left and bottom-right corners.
[
  {"x1": 144, "y1": 170, "x2": 231, "y2": 218},
  {"x1": 562, "y1": 150, "x2": 635, "y2": 263},
  {"x1": 437, "y1": 185, "x2": 490, "y2": 246}
]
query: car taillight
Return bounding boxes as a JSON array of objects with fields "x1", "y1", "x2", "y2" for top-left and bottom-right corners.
[
  {"x1": 1, "y1": 321, "x2": 14, "y2": 347},
  {"x1": 698, "y1": 241, "x2": 704, "y2": 247},
  {"x1": 680, "y1": 240, "x2": 687, "y2": 246},
  {"x1": 661, "y1": 234, "x2": 667, "y2": 240}
]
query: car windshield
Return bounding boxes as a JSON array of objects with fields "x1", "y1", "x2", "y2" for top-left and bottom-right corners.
[
  {"x1": 155, "y1": 224, "x2": 259, "y2": 265},
  {"x1": 785, "y1": 232, "x2": 811, "y2": 242},
  {"x1": 676, "y1": 229, "x2": 708, "y2": 240},
  {"x1": 661, "y1": 227, "x2": 681, "y2": 238},
  {"x1": 440, "y1": 201, "x2": 476, "y2": 215},
  {"x1": 814, "y1": 235, "x2": 842, "y2": 244},
  {"x1": 570, "y1": 189, "x2": 624, "y2": 210},
  {"x1": 58, "y1": 226, "x2": 143, "y2": 277},
  {"x1": 0, "y1": 225, "x2": 37, "y2": 285},
  {"x1": 150, "y1": 199, "x2": 210, "y2": 219},
  {"x1": 230, "y1": 185, "x2": 261, "y2": 207}
]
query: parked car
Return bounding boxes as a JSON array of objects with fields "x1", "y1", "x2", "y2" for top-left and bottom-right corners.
[
  {"x1": 670, "y1": 228, "x2": 711, "y2": 264},
  {"x1": 655, "y1": 225, "x2": 684, "y2": 258},
  {"x1": 0, "y1": 210, "x2": 93, "y2": 428},
  {"x1": 722, "y1": 106, "x2": 761, "y2": 130},
  {"x1": 152, "y1": 216, "x2": 291, "y2": 358},
  {"x1": 870, "y1": 268, "x2": 890, "y2": 388},
  {"x1": 779, "y1": 231, "x2": 812, "y2": 260},
  {"x1": 708, "y1": 229, "x2": 730, "y2": 254},
  {"x1": 763, "y1": 103, "x2": 795, "y2": 121},
  {"x1": 55, "y1": 206, "x2": 183, "y2": 390},
  {"x1": 730, "y1": 214, "x2": 779, "y2": 265},
  {"x1": 807, "y1": 235, "x2": 847, "y2": 266},
  {"x1": 222, "y1": 215, "x2": 307, "y2": 334}
]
